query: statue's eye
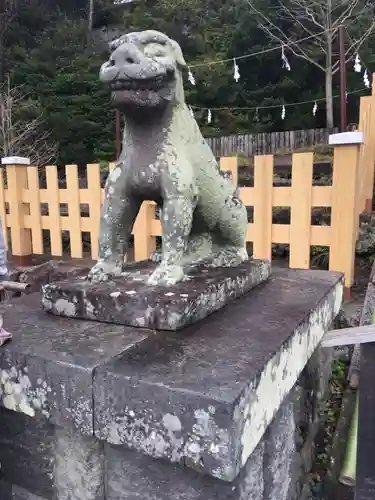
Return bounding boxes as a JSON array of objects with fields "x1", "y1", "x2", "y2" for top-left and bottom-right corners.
[
  {"x1": 144, "y1": 43, "x2": 166, "y2": 58},
  {"x1": 152, "y1": 51, "x2": 166, "y2": 57}
]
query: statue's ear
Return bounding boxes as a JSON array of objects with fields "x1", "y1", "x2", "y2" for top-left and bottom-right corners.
[{"x1": 170, "y1": 39, "x2": 186, "y2": 68}]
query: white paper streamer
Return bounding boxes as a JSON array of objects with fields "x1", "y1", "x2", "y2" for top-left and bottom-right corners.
[
  {"x1": 354, "y1": 54, "x2": 362, "y2": 73},
  {"x1": 233, "y1": 59, "x2": 240, "y2": 82},
  {"x1": 255, "y1": 107, "x2": 259, "y2": 122},
  {"x1": 188, "y1": 67, "x2": 196, "y2": 86},
  {"x1": 281, "y1": 45, "x2": 291, "y2": 71},
  {"x1": 313, "y1": 101, "x2": 318, "y2": 116},
  {"x1": 207, "y1": 109, "x2": 212, "y2": 124},
  {"x1": 189, "y1": 106, "x2": 194, "y2": 116},
  {"x1": 281, "y1": 105, "x2": 286, "y2": 120},
  {"x1": 364, "y1": 70, "x2": 370, "y2": 88}
]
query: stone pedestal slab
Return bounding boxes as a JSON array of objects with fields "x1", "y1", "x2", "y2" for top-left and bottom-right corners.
[{"x1": 41, "y1": 259, "x2": 271, "y2": 330}]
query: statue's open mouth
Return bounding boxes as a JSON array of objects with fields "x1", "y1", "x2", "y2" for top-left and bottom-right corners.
[{"x1": 110, "y1": 73, "x2": 174, "y2": 92}]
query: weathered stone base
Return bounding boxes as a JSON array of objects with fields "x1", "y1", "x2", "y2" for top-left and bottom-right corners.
[
  {"x1": 0, "y1": 484, "x2": 48, "y2": 500},
  {"x1": 0, "y1": 345, "x2": 333, "y2": 500},
  {"x1": 0, "y1": 268, "x2": 343, "y2": 500},
  {"x1": 40, "y1": 259, "x2": 271, "y2": 330}
]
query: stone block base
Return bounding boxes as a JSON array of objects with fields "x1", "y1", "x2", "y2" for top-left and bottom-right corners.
[
  {"x1": 0, "y1": 268, "x2": 343, "y2": 499},
  {"x1": 0, "y1": 345, "x2": 334, "y2": 500},
  {"x1": 41, "y1": 259, "x2": 271, "y2": 330}
]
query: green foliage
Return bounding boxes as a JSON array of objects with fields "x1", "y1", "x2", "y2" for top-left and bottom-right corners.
[
  {"x1": 9, "y1": 18, "x2": 116, "y2": 165},
  {"x1": 0, "y1": 0, "x2": 374, "y2": 165},
  {"x1": 311, "y1": 246, "x2": 330, "y2": 270}
]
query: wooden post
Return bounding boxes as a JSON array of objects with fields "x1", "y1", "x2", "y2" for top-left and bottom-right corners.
[
  {"x1": 2, "y1": 157, "x2": 32, "y2": 265},
  {"x1": 45, "y1": 165, "x2": 63, "y2": 257},
  {"x1": 364, "y1": 73, "x2": 375, "y2": 213},
  {"x1": 66, "y1": 164, "x2": 83, "y2": 259},
  {"x1": 329, "y1": 132, "x2": 363, "y2": 297},
  {"x1": 289, "y1": 152, "x2": 313, "y2": 269},
  {"x1": 358, "y1": 92, "x2": 375, "y2": 215},
  {"x1": 358, "y1": 96, "x2": 370, "y2": 214},
  {"x1": 133, "y1": 202, "x2": 156, "y2": 261},
  {"x1": 87, "y1": 163, "x2": 102, "y2": 260},
  {"x1": 27, "y1": 166, "x2": 43, "y2": 255},
  {"x1": 253, "y1": 155, "x2": 273, "y2": 261},
  {"x1": 0, "y1": 163, "x2": 8, "y2": 252}
]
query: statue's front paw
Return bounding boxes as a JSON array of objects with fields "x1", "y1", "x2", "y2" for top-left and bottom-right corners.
[
  {"x1": 88, "y1": 260, "x2": 123, "y2": 283},
  {"x1": 147, "y1": 264, "x2": 184, "y2": 287}
]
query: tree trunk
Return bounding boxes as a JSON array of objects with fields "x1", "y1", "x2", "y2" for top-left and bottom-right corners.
[{"x1": 325, "y1": 68, "x2": 334, "y2": 129}]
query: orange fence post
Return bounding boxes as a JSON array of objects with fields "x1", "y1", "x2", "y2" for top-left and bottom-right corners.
[
  {"x1": 133, "y1": 202, "x2": 156, "y2": 261},
  {"x1": 2, "y1": 157, "x2": 32, "y2": 261},
  {"x1": 253, "y1": 155, "x2": 273, "y2": 261},
  {"x1": 0, "y1": 161, "x2": 8, "y2": 252},
  {"x1": 329, "y1": 132, "x2": 363, "y2": 296},
  {"x1": 27, "y1": 165, "x2": 43, "y2": 255},
  {"x1": 45, "y1": 165, "x2": 63, "y2": 257},
  {"x1": 86, "y1": 163, "x2": 102, "y2": 260},
  {"x1": 66, "y1": 164, "x2": 83, "y2": 259},
  {"x1": 289, "y1": 152, "x2": 314, "y2": 269},
  {"x1": 365, "y1": 74, "x2": 375, "y2": 212}
]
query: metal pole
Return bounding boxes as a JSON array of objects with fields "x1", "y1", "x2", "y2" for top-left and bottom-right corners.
[
  {"x1": 339, "y1": 25, "x2": 347, "y2": 132},
  {"x1": 116, "y1": 110, "x2": 121, "y2": 160}
]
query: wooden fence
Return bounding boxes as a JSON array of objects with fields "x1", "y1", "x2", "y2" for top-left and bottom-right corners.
[
  {"x1": 0, "y1": 143, "x2": 367, "y2": 291},
  {"x1": 205, "y1": 127, "x2": 339, "y2": 157}
]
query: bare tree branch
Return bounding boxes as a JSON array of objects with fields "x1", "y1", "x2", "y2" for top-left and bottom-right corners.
[
  {"x1": 0, "y1": 80, "x2": 58, "y2": 169},
  {"x1": 245, "y1": 0, "x2": 375, "y2": 128},
  {"x1": 282, "y1": 0, "x2": 325, "y2": 30},
  {"x1": 332, "y1": 0, "x2": 361, "y2": 29},
  {"x1": 245, "y1": 0, "x2": 326, "y2": 70}
]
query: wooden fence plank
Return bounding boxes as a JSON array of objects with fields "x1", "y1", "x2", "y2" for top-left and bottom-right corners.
[
  {"x1": 366, "y1": 79, "x2": 375, "y2": 212},
  {"x1": 357, "y1": 90, "x2": 375, "y2": 214},
  {"x1": 86, "y1": 164, "x2": 102, "y2": 260},
  {"x1": 253, "y1": 155, "x2": 273, "y2": 260},
  {"x1": 27, "y1": 166, "x2": 43, "y2": 254},
  {"x1": 321, "y1": 324, "x2": 375, "y2": 348},
  {"x1": 0, "y1": 170, "x2": 8, "y2": 250},
  {"x1": 66, "y1": 165, "x2": 82, "y2": 259},
  {"x1": 358, "y1": 96, "x2": 371, "y2": 214},
  {"x1": 133, "y1": 201, "x2": 156, "y2": 261},
  {"x1": 45, "y1": 165, "x2": 62, "y2": 256},
  {"x1": 289, "y1": 153, "x2": 313, "y2": 269}
]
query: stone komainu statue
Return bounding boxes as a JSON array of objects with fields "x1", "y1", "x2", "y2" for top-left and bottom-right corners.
[{"x1": 89, "y1": 30, "x2": 249, "y2": 287}]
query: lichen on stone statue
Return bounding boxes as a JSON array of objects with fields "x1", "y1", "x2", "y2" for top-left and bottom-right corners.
[{"x1": 88, "y1": 30, "x2": 249, "y2": 287}]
